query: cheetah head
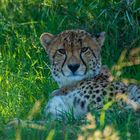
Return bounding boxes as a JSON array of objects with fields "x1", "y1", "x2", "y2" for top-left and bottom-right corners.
[{"x1": 40, "y1": 30, "x2": 105, "y2": 87}]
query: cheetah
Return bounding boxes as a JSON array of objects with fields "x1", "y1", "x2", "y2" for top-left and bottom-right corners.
[{"x1": 40, "y1": 29, "x2": 140, "y2": 119}]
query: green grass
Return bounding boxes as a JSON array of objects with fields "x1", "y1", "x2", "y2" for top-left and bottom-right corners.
[{"x1": 0, "y1": 0, "x2": 140, "y2": 139}]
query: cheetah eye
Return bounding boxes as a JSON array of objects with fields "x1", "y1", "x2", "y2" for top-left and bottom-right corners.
[
  {"x1": 57, "y1": 49, "x2": 66, "y2": 54},
  {"x1": 81, "y1": 47, "x2": 89, "y2": 53}
]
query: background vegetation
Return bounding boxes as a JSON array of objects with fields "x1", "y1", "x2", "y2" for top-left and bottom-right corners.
[{"x1": 0, "y1": 0, "x2": 140, "y2": 139}]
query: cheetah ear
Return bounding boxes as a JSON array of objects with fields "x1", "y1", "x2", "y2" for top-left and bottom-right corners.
[
  {"x1": 40, "y1": 33, "x2": 54, "y2": 51},
  {"x1": 95, "y1": 32, "x2": 105, "y2": 47}
]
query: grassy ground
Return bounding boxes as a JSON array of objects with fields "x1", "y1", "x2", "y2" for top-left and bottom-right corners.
[{"x1": 0, "y1": 0, "x2": 140, "y2": 139}]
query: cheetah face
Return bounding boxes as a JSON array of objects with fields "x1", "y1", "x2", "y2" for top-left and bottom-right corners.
[{"x1": 40, "y1": 30, "x2": 105, "y2": 87}]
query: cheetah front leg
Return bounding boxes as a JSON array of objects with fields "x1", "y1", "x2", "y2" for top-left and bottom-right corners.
[
  {"x1": 44, "y1": 96, "x2": 66, "y2": 120},
  {"x1": 44, "y1": 88, "x2": 89, "y2": 119},
  {"x1": 44, "y1": 95, "x2": 75, "y2": 120}
]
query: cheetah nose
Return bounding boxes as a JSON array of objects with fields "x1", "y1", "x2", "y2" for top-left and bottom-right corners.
[{"x1": 68, "y1": 64, "x2": 80, "y2": 74}]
